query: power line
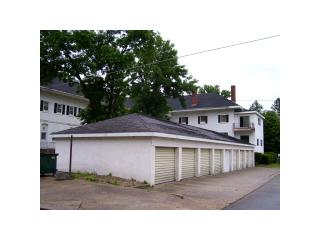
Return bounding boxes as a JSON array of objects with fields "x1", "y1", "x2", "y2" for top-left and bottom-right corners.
[{"x1": 48, "y1": 34, "x2": 280, "y2": 87}]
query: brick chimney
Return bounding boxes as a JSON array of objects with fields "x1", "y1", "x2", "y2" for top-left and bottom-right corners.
[
  {"x1": 231, "y1": 85, "x2": 236, "y2": 102},
  {"x1": 191, "y1": 92, "x2": 198, "y2": 106}
]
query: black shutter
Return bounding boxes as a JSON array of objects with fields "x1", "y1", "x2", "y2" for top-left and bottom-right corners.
[
  {"x1": 62, "y1": 105, "x2": 65, "y2": 114},
  {"x1": 198, "y1": 116, "x2": 200, "y2": 124},
  {"x1": 218, "y1": 115, "x2": 221, "y2": 123},
  {"x1": 67, "y1": 106, "x2": 69, "y2": 115},
  {"x1": 186, "y1": 117, "x2": 188, "y2": 125},
  {"x1": 179, "y1": 117, "x2": 181, "y2": 123},
  {"x1": 205, "y1": 116, "x2": 208, "y2": 123},
  {"x1": 226, "y1": 115, "x2": 229, "y2": 122},
  {"x1": 40, "y1": 100, "x2": 43, "y2": 111},
  {"x1": 54, "y1": 103, "x2": 57, "y2": 113},
  {"x1": 74, "y1": 107, "x2": 77, "y2": 116}
]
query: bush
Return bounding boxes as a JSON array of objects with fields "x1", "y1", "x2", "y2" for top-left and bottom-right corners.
[{"x1": 255, "y1": 152, "x2": 278, "y2": 165}]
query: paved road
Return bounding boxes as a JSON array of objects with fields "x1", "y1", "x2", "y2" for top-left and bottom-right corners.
[{"x1": 224, "y1": 174, "x2": 280, "y2": 210}]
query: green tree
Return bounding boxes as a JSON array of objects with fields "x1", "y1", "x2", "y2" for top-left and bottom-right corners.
[
  {"x1": 271, "y1": 97, "x2": 280, "y2": 115},
  {"x1": 249, "y1": 100, "x2": 264, "y2": 113},
  {"x1": 198, "y1": 84, "x2": 231, "y2": 98},
  {"x1": 263, "y1": 111, "x2": 280, "y2": 154},
  {"x1": 127, "y1": 31, "x2": 197, "y2": 118},
  {"x1": 40, "y1": 30, "x2": 134, "y2": 123}
]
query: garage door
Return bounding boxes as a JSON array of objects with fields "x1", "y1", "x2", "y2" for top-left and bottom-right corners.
[
  {"x1": 232, "y1": 150, "x2": 238, "y2": 171},
  {"x1": 155, "y1": 147, "x2": 176, "y2": 184},
  {"x1": 246, "y1": 151, "x2": 250, "y2": 167},
  {"x1": 223, "y1": 150, "x2": 231, "y2": 173},
  {"x1": 200, "y1": 149, "x2": 210, "y2": 176},
  {"x1": 240, "y1": 150, "x2": 244, "y2": 169},
  {"x1": 214, "y1": 149, "x2": 223, "y2": 174},
  {"x1": 182, "y1": 148, "x2": 196, "y2": 179}
]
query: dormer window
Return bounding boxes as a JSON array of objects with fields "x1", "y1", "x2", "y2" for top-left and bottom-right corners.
[{"x1": 179, "y1": 117, "x2": 188, "y2": 125}]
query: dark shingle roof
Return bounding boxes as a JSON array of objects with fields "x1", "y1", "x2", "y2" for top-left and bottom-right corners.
[
  {"x1": 167, "y1": 93, "x2": 240, "y2": 110},
  {"x1": 41, "y1": 78, "x2": 83, "y2": 97},
  {"x1": 53, "y1": 113, "x2": 251, "y2": 145}
]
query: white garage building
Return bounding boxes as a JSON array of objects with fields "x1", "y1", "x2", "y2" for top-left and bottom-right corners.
[{"x1": 52, "y1": 114, "x2": 255, "y2": 185}]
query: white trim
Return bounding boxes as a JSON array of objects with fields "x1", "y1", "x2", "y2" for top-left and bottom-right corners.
[
  {"x1": 234, "y1": 111, "x2": 265, "y2": 119},
  {"x1": 170, "y1": 105, "x2": 241, "y2": 113},
  {"x1": 51, "y1": 132, "x2": 254, "y2": 148},
  {"x1": 41, "y1": 86, "x2": 89, "y2": 102}
]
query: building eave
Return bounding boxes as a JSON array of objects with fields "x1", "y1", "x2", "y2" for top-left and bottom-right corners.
[
  {"x1": 51, "y1": 132, "x2": 254, "y2": 148},
  {"x1": 234, "y1": 111, "x2": 265, "y2": 119}
]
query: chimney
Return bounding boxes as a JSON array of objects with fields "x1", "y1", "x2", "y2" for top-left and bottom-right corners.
[
  {"x1": 231, "y1": 85, "x2": 236, "y2": 102},
  {"x1": 191, "y1": 92, "x2": 198, "y2": 106}
]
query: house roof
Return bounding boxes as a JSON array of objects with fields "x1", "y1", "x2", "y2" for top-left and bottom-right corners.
[
  {"x1": 41, "y1": 78, "x2": 83, "y2": 97},
  {"x1": 167, "y1": 93, "x2": 241, "y2": 111},
  {"x1": 52, "y1": 113, "x2": 252, "y2": 145}
]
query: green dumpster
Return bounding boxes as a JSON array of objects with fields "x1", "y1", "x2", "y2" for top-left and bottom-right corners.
[{"x1": 40, "y1": 153, "x2": 58, "y2": 175}]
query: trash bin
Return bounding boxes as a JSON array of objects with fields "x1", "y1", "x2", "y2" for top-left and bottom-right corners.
[{"x1": 40, "y1": 153, "x2": 58, "y2": 175}]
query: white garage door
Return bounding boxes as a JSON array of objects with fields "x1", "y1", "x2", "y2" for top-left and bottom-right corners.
[
  {"x1": 246, "y1": 151, "x2": 250, "y2": 167},
  {"x1": 200, "y1": 149, "x2": 210, "y2": 176},
  {"x1": 214, "y1": 149, "x2": 223, "y2": 174},
  {"x1": 182, "y1": 148, "x2": 196, "y2": 179},
  {"x1": 223, "y1": 150, "x2": 231, "y2": 173},
  {"x1": 240, "y1": 150, "x2": 245, "y2": 169},
  {"x1": 155, "y1": 147, "x2": 176, "y2": 184},
  {"x1": 232, "y1": 150, "x2": 238, "y2": 171}
]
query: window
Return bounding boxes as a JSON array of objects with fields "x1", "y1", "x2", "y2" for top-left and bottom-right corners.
[
  {"x1": 179, "y1": 117, "x2": 188, "y2": 125},
  {"x1": 218, "y1": 114, "x2": 229, "y2": 123},
  {"x1": 40, "y1": 100, "x2": 49, "y2": 111},
  {"x1": 198, "y1": 116, "x2": 208, "y2": 124},
  {"x1": 67, "y1": 106, "x2": 74, "y2": 116},
  {"x1": 260, "y1": 139, "x2": 263, "y2": 146},
  {"x1": 41, "y1": 132, "x2": 47, "y2": 140},
  {"x1": 257, "y1": 139, "x2": 259, "y2": 146},
  {"x1": 258, "y1": 118, "x2": 261, "y2": 125},
  {"x1": 240, "y1": 135, "x2": 249, "y2": 143},
  {"x1": 54, "y1": 103, "x2": 65, "y2": 114}
]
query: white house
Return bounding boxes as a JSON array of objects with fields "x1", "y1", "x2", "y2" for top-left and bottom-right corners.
[
  {"x1": 52, "y1": 114, "x2": 255, "y2": 185},
  {"x1": 40, "y1": 79, "x2": 89, "y2": 150},
  {"x1": 167, "y1": 86, "x2": 264, "y2": 153}
]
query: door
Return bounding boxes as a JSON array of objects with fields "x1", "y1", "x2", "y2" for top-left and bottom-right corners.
[
  {"x1": 223, "y1": 150, "x2": 231, "y2": 172},
  {"x1": 239, "y1": 150, "x2": 244, "y2": 169},
  {"x1": 232, "y1": 150, "x2": 238, "y2": 171},
  {"x1": 214, "y1": 149, "x2": 223, "y2": 174},
  {"x1": 155, "y1": 147, "x2": 176, "y2": 184},
  {"x1": 182, "y1": 148, "x2": 196, "y2": 179},
  {"x1": 200, "y1": 149, "x2": 210, "y2": 176}
]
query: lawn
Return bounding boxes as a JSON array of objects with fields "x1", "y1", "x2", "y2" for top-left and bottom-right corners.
[{"x1": 256, "y1": 163, "x2": 280, "y2": 169}]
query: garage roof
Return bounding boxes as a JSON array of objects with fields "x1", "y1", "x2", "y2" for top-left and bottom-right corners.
[{"x1": 53, "y1": 113, "x2": 252, "y2": 145}]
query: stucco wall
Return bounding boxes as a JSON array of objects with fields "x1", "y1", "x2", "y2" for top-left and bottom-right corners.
[{"x1": 55, "y1": 137, "x2": 154, "y2": 184}]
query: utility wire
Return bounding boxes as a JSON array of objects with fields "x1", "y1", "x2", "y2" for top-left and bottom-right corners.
[{"x1": 47, "y1": 34, "x2": 280, "y2": 87}]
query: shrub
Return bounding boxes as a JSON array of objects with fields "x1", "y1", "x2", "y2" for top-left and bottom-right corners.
[{"x1": 255, "y1": 152, "x2": 278, "y2": 165}]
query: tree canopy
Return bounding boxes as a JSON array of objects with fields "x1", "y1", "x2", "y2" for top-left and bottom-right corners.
[
  {"x1": 263, "y1": 110, "x2": 280, "y2": 154},
  {"x1": 198, "y1": 84, "x2": 231, "y2": 98},
  {"x1": 249, "y1": 100, "x2": 263, "y2": 113},
  {"x1": 271, "y1": 97, "x2": 280, "y2": 115},
  {"x1": 40, "y1": 30, "x2": 197, "y2": 122}
]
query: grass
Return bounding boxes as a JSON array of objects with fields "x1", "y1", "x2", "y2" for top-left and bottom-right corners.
[{"x1": 256, "y1": 162, "x2": 280, "y2": 169}]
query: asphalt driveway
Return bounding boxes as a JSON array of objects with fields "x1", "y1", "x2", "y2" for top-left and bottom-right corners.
[
  {"x1": 224, "y1": 174, "x2": 280, "y2": 210},
  {"x1": 41, "y1": 167, "x2": 279, "y2": 210}
]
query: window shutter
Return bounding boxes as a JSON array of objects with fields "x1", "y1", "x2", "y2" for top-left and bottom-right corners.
[
  {"x1": 40, "y1": 100, "x2": 43, "y2": 111},
  {"x1": 67, "y1": 106, "x2": 70, "y2": 115},
  {"x1": 186, "y1": 117, "x2": 188, "y2": 125},
  {"x1": 198, "y1": 116, "x2": 200, "y2": 124},
  {"x1": 226, "y1": 115, "x2": 229, "y2": 122},
  {"x1": 218, "y1": 115, "x2": 221, "y2": 123},
  {"x1": 206, "y1": 116, "x2": 208, "y2": 123},
  {"x1": 179, "y1": 117, "x2": 181, "y2": 123},
  {"x1": 54, "y1": 103, "x2": 57, "y2": 113},
  {"x1": 62, "y1": 105, "x2": 65, "y2": 114},
  {"x1": 74, "y1": 107, "x2": 77, "y2": 116}
]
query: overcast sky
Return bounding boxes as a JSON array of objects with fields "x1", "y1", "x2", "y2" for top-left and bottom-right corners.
[{"x1": 158, "y1": 30, "x2": 280, "y2": 110}]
